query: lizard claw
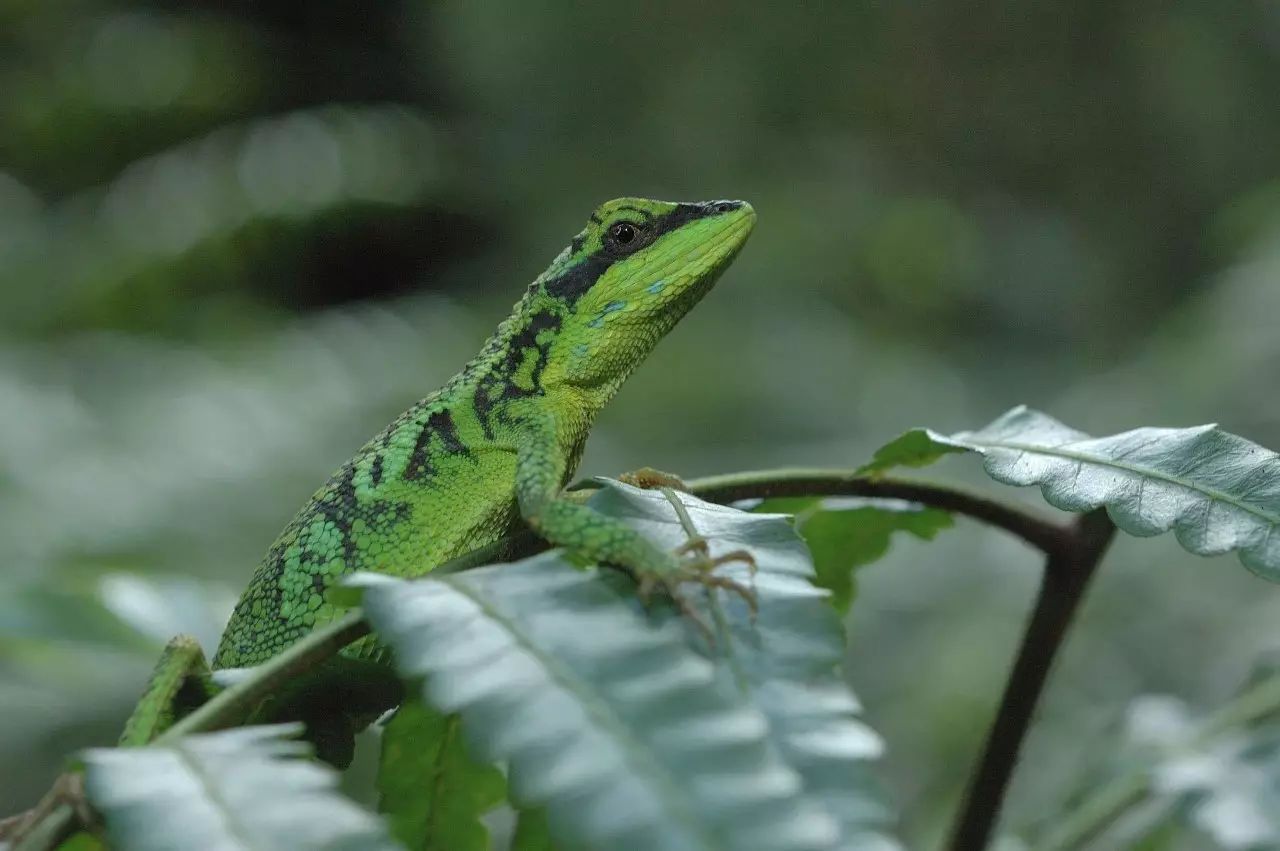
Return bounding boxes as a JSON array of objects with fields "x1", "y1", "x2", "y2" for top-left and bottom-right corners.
[
  {"x1": 618, "y1": 467, "x2": 690, "y2": 491},
  {"x1": 675, "y1": 536, "x2": 710, "y2": 557},
  {"x1": 634, "y1": 545, "x2": 759, "y2": 646}
]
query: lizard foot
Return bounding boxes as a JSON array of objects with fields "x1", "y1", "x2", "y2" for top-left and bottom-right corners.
[
  {"x1": 618, "y1": 466, "x2": 689, "y2": 491},
  {"x1": 634, "y1": 547, "x2": 758, "y2": 645}
]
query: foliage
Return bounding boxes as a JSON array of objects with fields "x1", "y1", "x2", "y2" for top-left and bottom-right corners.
[
  {"x1": 82, "y1": 724, "x2": 401, "y2": 851},
  {"x1": 5, "y1": 2, "x2": 1280, "y2": 847},
  {"x1": 1029, "y1": 671, "x2": 1280, "y2": 850},
  {"x1": 377, "y1": 696, "x2": 505, "y2": 851},
  {"x1": 357, "y1": 482, "x2": 892, "y2": 851},
  {"x1": 38, "y1": 406, "x2": 1280, "y2": 849},
  {"x1": 759, "y1": 496, "x2": 953, "y2": 614},
  {"x1": 868, "y1": 406, "x2": 1280, "y2": 578}
]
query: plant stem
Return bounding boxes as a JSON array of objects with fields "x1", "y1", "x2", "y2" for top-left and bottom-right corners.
[
  {"x1": 685, "y1": 469, "x2": 1068, "y2": 553},
  {"x1": 156, "y1": 610, "x2": 369, "y2": 743},
  {"x1": 945, "y1": 509, "x2": 1116, "y2": 851}
]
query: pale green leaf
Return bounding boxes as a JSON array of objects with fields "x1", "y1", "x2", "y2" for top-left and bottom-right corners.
[
  {"x1": 587, "y1": 483, "x2": 904, "y2": 848},
  {"x1": 357, "y1": 557, "x2": 838, "y2": 851},
  {"x1": 864, "y1": 406, "x2": 1280, "y2": 579},
  {"x1": 956, "y1": 406, "x2": 1280, "y2": 580},
  {"x1": 83, "y1": 724, "x2": 402, "y2": 851},
  {"x1": 357, "y1": 481, "x2": 898, "y2": 851},
  {"x1": 1030, "y1": 672, "x2": 1280, "y2": 851}
]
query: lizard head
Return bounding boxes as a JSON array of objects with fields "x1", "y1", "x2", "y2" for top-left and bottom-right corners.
[{"x1": 536, "y1": 197, "x2": 756, "y2": 393}]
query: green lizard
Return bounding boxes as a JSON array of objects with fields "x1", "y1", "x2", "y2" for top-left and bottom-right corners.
[{"x1": 119, "y1": 196, "x2": 757, "y2": 757}]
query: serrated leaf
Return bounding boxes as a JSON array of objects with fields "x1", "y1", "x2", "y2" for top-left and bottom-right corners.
[
  {"x1": 358, "y1": 559, "x2": 837, "y2": 851},
  {"x1": 357, "y1": 481, "x2": 898, "y2": 851},
  {"x1": 797, "y1": 501, "x2": 953, "y2": 613},
  {"x1": 856, "y1": 428, "x2": 969, "y2": 476},
  {"x1": 865, "y1": 406, "x2": 1280, "y2": 579},
  {"x1": 356, "y1": 483, "x2": 885, "y2": 851},
  {"x1": 956, "y1": 407, "x2": 1280, "y2": 580},
  {"x1": 377, "y1": 695, "x2": 505, "y2": 851},
  {"x1": 587, "y1": 483, "x2": 903, "y2": 847},
  {"x1": 83, "y1": 724, "x2": 402, "y2": 851}
]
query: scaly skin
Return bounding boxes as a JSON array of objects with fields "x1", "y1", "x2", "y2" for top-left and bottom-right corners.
[{"x1": 213, "y1": 197, "x2": 756, "y2": 669}]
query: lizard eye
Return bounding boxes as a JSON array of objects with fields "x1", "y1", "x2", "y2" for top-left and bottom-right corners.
[{"x1": 607, "y1": 221, "x2": 638, "y2": 247}]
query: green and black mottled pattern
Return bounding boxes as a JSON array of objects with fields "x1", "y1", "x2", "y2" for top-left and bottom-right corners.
[{"x1": 213, "y1": 198, "x2": 756, "y2": 668}]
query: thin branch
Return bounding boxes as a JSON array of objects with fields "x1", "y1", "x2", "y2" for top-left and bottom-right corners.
[
  {"x1": 684, "y1": 468, "x2": 1069, "y2": 553},
  {"x1": 10, "y1": 807, "x2": 75, "y2": 851},
  {"x1": 946, "y1": 508, "x2": 1117, "y2": 851},
  {"x1": 157, "y1": 610, "x2": 369, "y2": 743}
]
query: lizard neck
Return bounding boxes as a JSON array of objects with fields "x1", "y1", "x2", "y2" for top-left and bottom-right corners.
[{"x1": 447, "y1": 288, "x2": 610, "y2": 444}]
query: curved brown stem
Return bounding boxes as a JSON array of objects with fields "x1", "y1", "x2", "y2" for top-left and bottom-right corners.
[
  {"x1": 684, "y1": 468, "x2": 1069, "y2": 554},
  {"x1": 945, "y1": 509, "x2": 1116, "y2": 851}
]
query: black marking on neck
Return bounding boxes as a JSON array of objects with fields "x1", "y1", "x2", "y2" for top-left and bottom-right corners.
[
  {"x1": 404, "y1": 409, "x2": 468, "y2": 481},
  {"x1": 472, "y1": 309, "x2": 563, "y2": 437},
  {"x1": 500, "y1": 309, "x2": 561, "y2": 397},
  {"x1": 310, "y1": 461, "x2": 360, "y2": 563}
]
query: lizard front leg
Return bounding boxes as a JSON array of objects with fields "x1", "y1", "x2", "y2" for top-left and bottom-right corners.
[{"x1": 514, "y1": 411, "x2": 755, "y2": 623}]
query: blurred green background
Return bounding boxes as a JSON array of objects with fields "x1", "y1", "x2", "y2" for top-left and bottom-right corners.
[{"x1": 3, "y1": 1, "x2": 1280, "y2": 846}]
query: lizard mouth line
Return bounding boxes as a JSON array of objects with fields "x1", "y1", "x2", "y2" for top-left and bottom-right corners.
[{"x1": 645, "y1": 212, "x2": 756, "y2": 287}]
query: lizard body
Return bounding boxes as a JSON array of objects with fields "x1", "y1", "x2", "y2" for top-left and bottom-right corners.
[{"x1": 213, "y1": 197, "x2": 755, "y2": 670}]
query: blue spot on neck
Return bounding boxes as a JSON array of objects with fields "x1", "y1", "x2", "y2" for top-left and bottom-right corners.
[{"x1": 647, "y1": 279, "x2": 667, "y2": 294}]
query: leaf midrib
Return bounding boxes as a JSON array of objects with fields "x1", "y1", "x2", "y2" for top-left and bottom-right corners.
[
  {"x1": 968, "y1": 438, "x2": 1280, "y2": 527},
  {"x1": 171, "y1": 738, "x2": 269, "y2": 851},
  {"x1": 433, "y1": 573, "x2": 721, "y2": 851}
]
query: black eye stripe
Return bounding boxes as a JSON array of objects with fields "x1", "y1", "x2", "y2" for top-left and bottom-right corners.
[{"x1": 545, "y1": 202, "x2": 730, "y2": 304}]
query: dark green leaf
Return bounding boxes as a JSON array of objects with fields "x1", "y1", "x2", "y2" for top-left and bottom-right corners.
[
  {"x1": 510, "y1": 809, "x2": 555, "y2": 851},
  {"x1": 82, "y1": 724, "x2": 402, "y2": 851},
  {"x1": 377, "y1": 695, "x2": 505, "y2": 851},
  {"x1": 855, "y1": 428, "x2": 969, "y2": 476},
  {"x1": 798, "y1": 501, "x2": 953, "y2": 613}
]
